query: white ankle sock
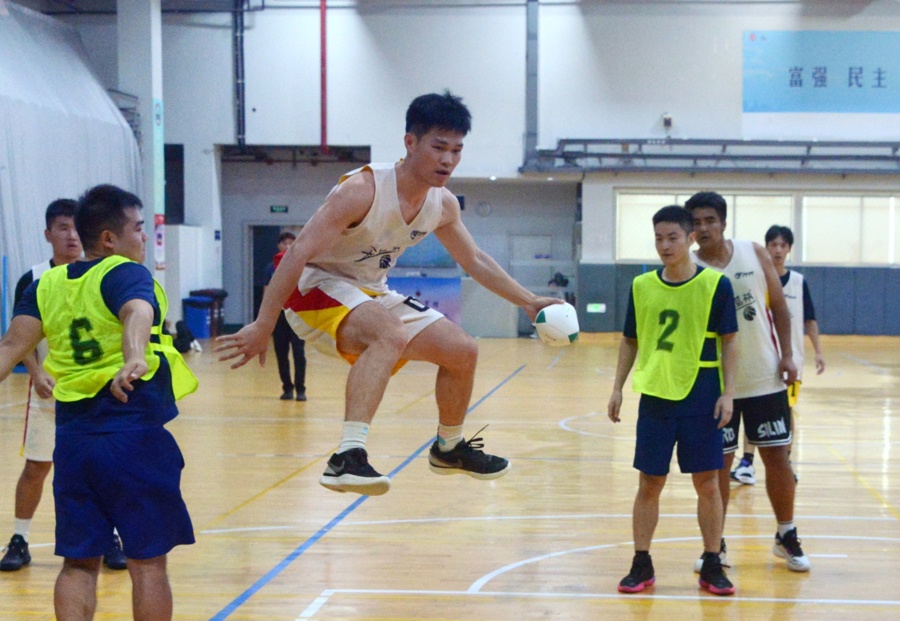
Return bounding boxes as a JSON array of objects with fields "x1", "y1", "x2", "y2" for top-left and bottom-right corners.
[
  {"x1": 338, "y1": 421, "x2": 370, "y2": 453},
  {"x1": 13, "y1": 518, "x2": 31, "y2": 542},
  {"x1": 777, "y1": 521, "x2": 795, "y2": 537},
  {"x1": 436, "y1": 423, "x2": 464, "y2": 452}
]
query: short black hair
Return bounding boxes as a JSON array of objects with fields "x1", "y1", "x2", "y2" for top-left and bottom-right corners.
[
  {"x1": 75, "y1": 184, "x2": 142, "y2": 251},
  {"x1": 652, "y1": 205, "x2": 694, "y2": 234},
  {"x1": 45, "y1": 199, "x2": 77, "y2": 230},
  {"x1": 684, "y1": 191, "x2": 727, "y2": 222},
  {"x1": 405, "y1": 90, "x2": 472, "y2": 137},
  {"x1": 765, "y1": 224, "x2": 794, "y2": 247},
  {"x1": 278, "y1": 231, "x2": 296, "y2": 244}
]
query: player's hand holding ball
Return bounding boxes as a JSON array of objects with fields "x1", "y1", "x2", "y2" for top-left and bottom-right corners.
[{"x1": 534, "y1": 302, "x2": 579, "y2": 347}]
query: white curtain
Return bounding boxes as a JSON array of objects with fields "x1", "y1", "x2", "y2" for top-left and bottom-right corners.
[{"x1": 0, "y1": 4, "x2": 140, "y2": 325}]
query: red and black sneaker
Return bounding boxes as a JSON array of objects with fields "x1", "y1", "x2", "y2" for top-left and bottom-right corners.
[{"x1": 618, "y1": 553, "x2": 655, "y2": 593}]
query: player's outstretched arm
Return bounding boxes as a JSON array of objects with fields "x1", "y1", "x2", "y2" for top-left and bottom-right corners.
[
  {"x1": 608, "y1": 337, "x2": 638, "y2": 423},
  {"x1": 433, "y1": 191, "x2": 562, "y2": 321},
  {"x1": 713, "y1": 332, "x2": 737, "y2": 429},
  {"x1": 216, "y1": 171, "x2": 376, "y2": 369},
  {"x1": 111, "y1": 299, "x2": 153, "y2": 403},
  {"x1": 0, "y1": 316, "x2": 44, "y2": 385}
]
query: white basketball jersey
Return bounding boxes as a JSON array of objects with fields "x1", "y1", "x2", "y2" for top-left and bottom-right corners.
[
  {"x1": 782, "y1": 270, "x2": 806, "y2": 380},
  {"x1": 31, "y1": 260, "x2": 53, "y2": 363},
  {"x1": 300, "y1": 163, "x2": 444, "y2": 294},
  {"x1": 693, "y1": 239, "x2": 783, "y2": 399}
]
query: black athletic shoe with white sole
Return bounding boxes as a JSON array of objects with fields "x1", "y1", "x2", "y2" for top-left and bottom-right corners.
[
  {"x1": 0, "y1": 535, "x2": 30, "y2": 572},
  {"x1": 319, "y1": 448, "x2": 391, "y2": 496},
  {"x1": 428, "y1": 426, "x2": 510, "y2": 479},
  {"x1": 774, "y1": 528, "x2": 811, "y2": 571}
]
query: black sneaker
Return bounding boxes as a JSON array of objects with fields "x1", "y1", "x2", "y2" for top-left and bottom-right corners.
[
  {"x1": 103, "y1": 534, "x2": 127, "y2": 570},
  {"x1": 698, "y1": 552, "x2": 735, "y2": 595},
  {"x1": 693, "y1": 537, "x2": 729, "y2": 572},
  {"x1": 296, "y1": 391, "x2": 307, "y2": 402},
  {"x1": 319, "y1": 448, "x2": 391, "y2": 496},
  {"x1": 773, "y1": 528, "x2": 811, "y2": 571},
  {"x1": 428, "y1": 426, "x2": 510, "y2": 479},
  {"x1": 0, "y1": 535, "x2": 31, "y2": 572},
  {"x1": 618, "y1": 553, "x2": 655, "y2": 593},
  {"x1": 280, "y1": 390, "x2": 294, "y2": 400}
]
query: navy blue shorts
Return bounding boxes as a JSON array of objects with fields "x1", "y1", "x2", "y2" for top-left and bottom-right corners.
[
  {"x1": 53, "y1": 427, "x2": 195, "y2": 560},
  {"x1": 634, "y1": 411, "x2": 724, "y2": 476}
]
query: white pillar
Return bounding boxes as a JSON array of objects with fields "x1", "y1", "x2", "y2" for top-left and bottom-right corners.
[{"x1": 117, "y1": 0, "x2": 165, "y2": 281}]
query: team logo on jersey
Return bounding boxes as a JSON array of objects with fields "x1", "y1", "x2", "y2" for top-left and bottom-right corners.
[
  {"x1": 356, "y1": 245, "x2": 401, "y2": 270},
  {"x1": 734, "y1": 291, "x2": 758, "y2": 321},
  {"x1": 734, "y1": 271, "x2": 754, "y2": 279},
  {"x1": 410, "y1": 230, "x2": 428, "y2": 241}
]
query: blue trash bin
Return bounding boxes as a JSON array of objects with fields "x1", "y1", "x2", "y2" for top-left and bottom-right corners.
[{"x1": 182, "y1": 296, "x2": 213, "y2": 339}]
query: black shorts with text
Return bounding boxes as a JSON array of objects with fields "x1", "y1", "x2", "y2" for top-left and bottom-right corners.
[{"x1": 723, "y1": 390, "x2": 791, "y2": 453}]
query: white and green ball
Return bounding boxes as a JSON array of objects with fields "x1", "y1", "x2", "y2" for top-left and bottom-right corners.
[{"x1": 534, "y1": 302, "x2": 579, "y2": 347}]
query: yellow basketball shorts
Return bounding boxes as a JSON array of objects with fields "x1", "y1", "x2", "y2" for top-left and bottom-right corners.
[{"x1": 282, "y1": 278, "x2": 444, "y2": 368}]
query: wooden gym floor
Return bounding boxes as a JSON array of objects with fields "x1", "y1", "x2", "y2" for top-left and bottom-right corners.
[{"x1": 0, "y1": 333, "x2": 897, "y2": 620}]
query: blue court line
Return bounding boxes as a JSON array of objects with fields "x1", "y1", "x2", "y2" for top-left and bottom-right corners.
[{"x1": 209, "y1": 364, "x2": 526, "y2": 621}]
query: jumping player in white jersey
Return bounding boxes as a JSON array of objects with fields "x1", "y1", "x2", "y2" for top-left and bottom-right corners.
[
  {"x1": 217, "y1": 91, "x2": 561, "y2": 496},
  {"x1": 686, "y1": 191, "x2": 810, "y2": 573},
  {"x1": 731, "y1": 224, "x2": 825, "y2": 485}
]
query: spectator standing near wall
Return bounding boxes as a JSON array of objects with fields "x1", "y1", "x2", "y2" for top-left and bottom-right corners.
[{"x1": 266, "y1": 232, "x2": 307, "y2": 401}]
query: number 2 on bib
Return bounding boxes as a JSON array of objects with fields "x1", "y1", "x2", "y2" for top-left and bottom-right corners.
[{"x1": 656, "y1": 309, "x2": 680, "y2": 351}]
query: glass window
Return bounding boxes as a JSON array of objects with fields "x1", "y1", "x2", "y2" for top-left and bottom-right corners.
[
  {"x1": 861, "y1": 197, "x2": 892, "y2": 264},
  {"x1": 803, "y1": 196, "x2": 862, "y2": 263},
  {"x1": 616, "y1": 193, "x2": 676, "y2": 261},
  {"x1": 615, "y1": 190, "x2": 897, "y2": 266},
  {"x1": 733, "y1": 195, "x2": 794, "y2": 246}
]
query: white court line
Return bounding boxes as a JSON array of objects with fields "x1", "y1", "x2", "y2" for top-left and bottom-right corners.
[
  {"x1": 840, "y1": 353, "x2": 891, "y2": 375},
  {"x1": 202, "y1": 525, "x2": 309, "y2": 535},
  {"x1": 558, "y1": 411, "x2": 630, "y2": 440},
  {"x1": 295, "y1": 587, "x2": 900, "y2": 614},
  {"x1": 199, "y1": 512, "x2": 899, "y2": 535},
  {"x1": 296, "y1": 591, "x2": 334, "y2": 620},
  {"x1": 0, "y1": 399, "x2": 29, "y2": 409},
  {"x1": 468, "y1": 534, "x2": 900, "y2": 594}
]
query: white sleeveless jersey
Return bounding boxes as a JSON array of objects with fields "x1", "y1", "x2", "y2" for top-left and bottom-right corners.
[
  {"x1": 31, "y1": 260, "x2": 52, "y2": 363},
  {"x1": 693, "y1": 239, "x2": 783, "y2": 398},
  {"x1": 300, "y1": 163, "x2": 444, "y2": 294},
  {"x1": 782, "y1": 270, "x2": 806, "y2": 380}
]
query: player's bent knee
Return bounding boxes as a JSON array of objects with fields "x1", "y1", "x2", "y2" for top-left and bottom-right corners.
[{"x1": 456, "y1": 333, "x2": 478, "y2": 364}]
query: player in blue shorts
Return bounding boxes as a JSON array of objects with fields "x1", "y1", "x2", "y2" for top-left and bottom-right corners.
[
  {"x1": 0, "y1": 185, "x2": 197, "y2": 620},
  {"x1": 608, "y1": 205, "x2": 738, "y2": 596}
]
